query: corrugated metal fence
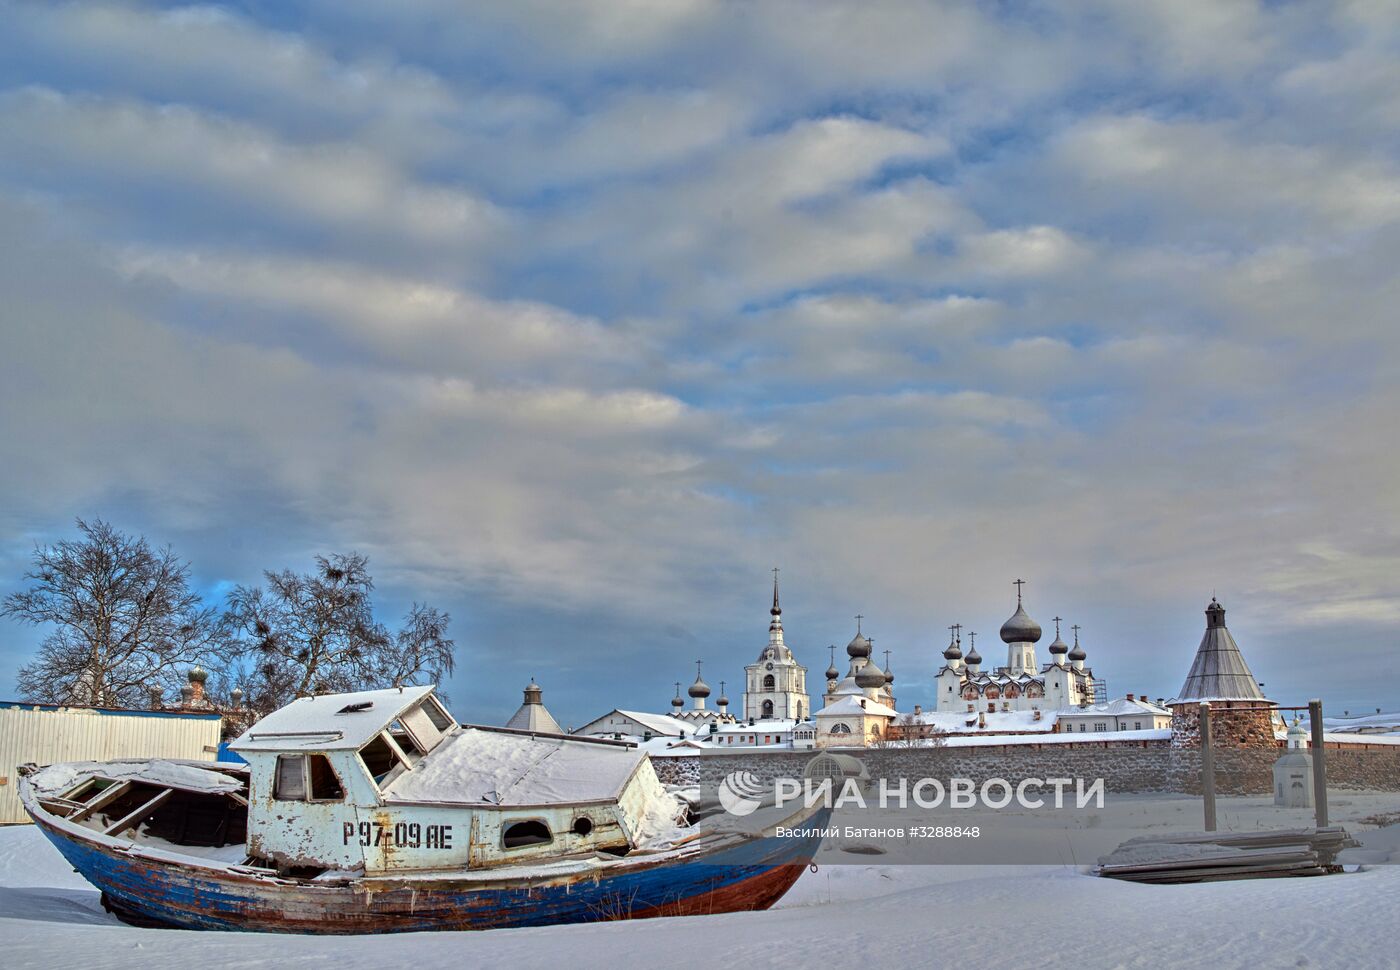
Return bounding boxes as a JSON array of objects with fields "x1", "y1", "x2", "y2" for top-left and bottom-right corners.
[{"x1": 0, "y1": 702, "x2": 222, "y2": 823}]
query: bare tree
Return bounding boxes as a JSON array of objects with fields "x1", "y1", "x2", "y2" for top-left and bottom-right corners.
[
  {"x1": 4, "y1": 518, "x2": 217, "y2": 707},
  {"x1": 221, "y1": 553, "x2": 455, "y2": 710},
  {"x1": 878, "y1": 713, "x2": 947, "y2": 749}
]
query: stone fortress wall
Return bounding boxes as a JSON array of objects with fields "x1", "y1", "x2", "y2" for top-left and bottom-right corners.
[{"x1": 649, "y1": 738, "x2": 1400, "y2": 796}]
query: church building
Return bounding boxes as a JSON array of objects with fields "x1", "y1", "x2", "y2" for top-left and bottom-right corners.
[
  {"x1": 741, "y1": 572, "x2": 810, "y2": 722},
  {"x1": 934, "y1": 581, "x2": 1096, "y2": 713}
]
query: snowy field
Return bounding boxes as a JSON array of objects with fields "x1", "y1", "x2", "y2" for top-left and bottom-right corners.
[{"x1": 3, "y1": 792, "x2": 1399, "y2": 970}]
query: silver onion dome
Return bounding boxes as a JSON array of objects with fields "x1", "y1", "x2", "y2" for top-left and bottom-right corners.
[
  {"x1": 965, "y1": 643, "x2": 982, "y2": 666},
  {"x1": 1048, "y1": 634, "x2": 1068, "y2": 654},
  {"x1": 856, "y1": 659, "x2": 886, "y2": 689},
  {"x1": 846, "y1": 632, "x2": 871, "y2": 658},
  {"x1": 688, "y1": 676, "x2": 711, "y2": 698}
]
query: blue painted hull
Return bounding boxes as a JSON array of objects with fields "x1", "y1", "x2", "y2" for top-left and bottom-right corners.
[{"x1": 33, "y1": 807, "x2": 831, "y2": 933}]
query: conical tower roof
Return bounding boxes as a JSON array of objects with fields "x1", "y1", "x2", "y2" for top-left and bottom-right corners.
[
  {"x1": 504, "y1": 679, "x2": 563, "y2": 734},
  {"x1": 1174, "y1": 598, "x2": 1267, "y2": 702}
]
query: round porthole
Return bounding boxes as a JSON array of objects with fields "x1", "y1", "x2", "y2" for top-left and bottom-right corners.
[{"x1": 572, "y1": 816, "x2": 594, "y2": 837}]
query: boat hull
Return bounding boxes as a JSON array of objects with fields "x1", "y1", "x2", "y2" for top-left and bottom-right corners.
[{"x1": 31, "y1": 807, "x2": 830, "y2": 934}]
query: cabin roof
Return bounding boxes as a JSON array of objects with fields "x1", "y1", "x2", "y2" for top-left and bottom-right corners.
[
  {"x1": 383, "y1": 727, "x2": 646, "y2": 806},
  {"x1": 229, "y1": 685, "x2": 438, "y2": 753}
]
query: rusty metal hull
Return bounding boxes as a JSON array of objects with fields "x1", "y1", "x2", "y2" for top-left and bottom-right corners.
[{"x1": 30, "y1": 807, "x2": 830, "y2": 934}]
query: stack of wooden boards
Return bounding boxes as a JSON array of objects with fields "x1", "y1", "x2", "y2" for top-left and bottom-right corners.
[{"x1": 1097, "y1": 827, "x2": 1356, "y2": 883}]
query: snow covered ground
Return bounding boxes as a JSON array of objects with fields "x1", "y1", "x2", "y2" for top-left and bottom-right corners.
[{"x1": 3, "y1": 792, "x2": 1399, "y2": 969}]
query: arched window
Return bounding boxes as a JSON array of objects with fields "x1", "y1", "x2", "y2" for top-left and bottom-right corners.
[
  {"x1": 830, "y1": 722, "x2": 851, "y2": 734},
  {"x1": 763, "y1": 674, "x2": 775, "y2": 690},
  {"x1": 761, "y1": 699, "x2": 774, "y2": 718}
]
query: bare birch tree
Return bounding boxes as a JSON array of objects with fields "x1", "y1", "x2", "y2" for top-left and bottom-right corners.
[
  {"x1": 221, "y1": 553, "x2": 455, "y2": 711},
  {"x1": 4, "y1": 518, "x2": 217, "y2": 706}
]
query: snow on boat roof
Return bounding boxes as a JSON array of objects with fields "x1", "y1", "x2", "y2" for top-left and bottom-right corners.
[
  {"x1": 30, "y1": 759, "x2": 245, "y2": 796},
  {"x1": 229, "y1": 685, "x2": 438, "y2": 753},
  {"x1": 383, "y1": 727, "x2": 646, "y2": 806}
]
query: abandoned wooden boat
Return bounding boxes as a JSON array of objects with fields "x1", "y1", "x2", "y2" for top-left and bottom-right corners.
[{"x1": 19, "y1": 685, "x2": 829, "y2": 933}]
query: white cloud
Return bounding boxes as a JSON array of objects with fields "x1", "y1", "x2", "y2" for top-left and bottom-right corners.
[{"x1": 0, "y1": 88, "x2": 505, "y2": 243}]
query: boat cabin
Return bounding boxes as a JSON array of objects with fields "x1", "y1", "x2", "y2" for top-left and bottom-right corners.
[
  {"x1": 229, "y1": 685, "x2": 678, "y2": 874},
  {"x1": 25, "y1": 686, "x2": 684, "y2": 880}
]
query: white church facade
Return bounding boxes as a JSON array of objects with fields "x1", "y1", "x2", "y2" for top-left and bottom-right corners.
[
  {"x1": 934, "y1": 581, "x2": 1097, "y2": 714},
  {"x1": 741, "y1": 573, "x2": 810, "y2": 722}
]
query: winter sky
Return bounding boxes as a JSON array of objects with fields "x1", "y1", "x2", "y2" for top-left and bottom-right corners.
[{"x1": 3, "y1": 1, "x2": 1399, "y2": 726}]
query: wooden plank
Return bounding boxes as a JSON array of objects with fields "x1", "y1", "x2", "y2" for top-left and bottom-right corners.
[
  {"x1": 69, "y1": 781, "x2": 134, "y2": 824},
  {"x1": 1100, "y1": 849, "x2": 1317, "y2": 876},
  {"x1": 103, "y1": 788, "x2": 173, "y2": 837},
  {"x1": 1108, "y1": 862, "x2": 1327, "y2": 884}
]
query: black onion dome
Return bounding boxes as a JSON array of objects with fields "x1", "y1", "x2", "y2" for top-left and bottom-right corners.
[
  {"x1": 1067, "y1": 634, "x2": 1086, "y2": 662},
  {"x1": 846, "y1": 632, "x2": 872, "y2": 658},
  {"x1": 688, "y1": 676, "x2": 711, "y2": 698},
  {"x1": 943, "y1": 636, "x2": 962, "y2": 661},
  {"x1": 999, "y1": 604, "x2": 1042, "y2": 644},
  {"x1": 1048, "y1": 634, "x2": 1069, "y2": 655}
]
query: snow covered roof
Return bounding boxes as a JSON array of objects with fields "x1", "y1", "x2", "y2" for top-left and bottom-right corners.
[
  {"x1": 1323, "y1": 711, "x2": 1400, "y2": 735},
  {"x1": 713, "y1": 719, "x2": 797, "y2": 735},
  {"x1": 1060, "y1": 697, "x2": 1171, "y2": 717},
  {"x1": 1174, "y1": 599, "x2": 1267, "y2": 702},
  {"x1": 230, "y1": 685, "x2": 438, "y2": 753},
  {"x1": 902, "y1": 709, "x2": 1055, "y2": 734},
  {"x1": 816, "y1": 696, "x2": 897, "y2": 718},
  {"x1": 384, "y1": 727, "x2": 646, "y2": 806},
  {"x1": 580, "y1": 709, "x2": 697, "y2": 738}
]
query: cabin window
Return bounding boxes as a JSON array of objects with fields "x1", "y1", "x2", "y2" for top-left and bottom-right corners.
[
  {"x1": 308, "y1": 754, "x2": 344, "y2": 800},
  {"x1": 273, "y1": 754, "x2": 344, "y2": 802},
  {"x1": 359, "y1": 733, "x2": 406, "y2": 784},
  {"x1": 502, "y1": 819, "x2": 553, "y2": 849},
  {"x1": 390, "y1": 719, "x2": 424, "y2": 753},
  {"x1": 422, "y1": 697, "x2": 454, "y2": 732},
  {"x1": 274, "y1": 755, "x2": 307, "y2": 800}
]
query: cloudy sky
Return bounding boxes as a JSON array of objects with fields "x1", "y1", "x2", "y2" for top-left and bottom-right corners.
[{"x1": 3, "y1": 0, "x2": 1399, "y2": 727}]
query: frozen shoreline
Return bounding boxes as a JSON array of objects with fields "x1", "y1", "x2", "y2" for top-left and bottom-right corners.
[{"x1": 4, "y1": 790, "x2": 1400, "y2": 969}]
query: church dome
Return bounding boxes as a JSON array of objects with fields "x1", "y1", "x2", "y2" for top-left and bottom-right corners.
[
  {"x1": 688, "y1": 676, "x2": 711, "y2": 699},
  {"x1": 856, "y1": 659, "x2": 886, "y2": 688},
  {"x1": 825, "y1": 662, "x2": 840, "y2": 680},
  {"x1": 1048, "y1": 634, "x2": 1068, "y2": 655},
  {"x1": 1067, "y1": 634, "x2": 1086, "y2": 662},
  {"x1": 965, "y1": 644, "x2": 982, "y2": 666},
  {"x1": 942, "y1": 635, "x2": 962, "y2": 661},
  {"x1": 1000, "y1": 604, "x2": 1042, "y2": 644},
  {"x1": 671, "y1": 694, "x2": 685, "y2": 708},
  {"x1": 884, "y1": 664, "x2": 894, "y2": 685},
  {"x1": 846, "y1": 632, "x2": 871, "y2": 658},
  {"x1": 188, "y1": 665, "x2": 208, "y2": 685},
  {"x1": 718, "y1": 691, "x2": 729, "y2": 707}
]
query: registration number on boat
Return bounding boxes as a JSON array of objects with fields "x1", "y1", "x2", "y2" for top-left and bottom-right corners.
[{"x1": 343, "y1": 821, "x2": 453, "y2": 849}]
